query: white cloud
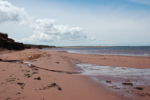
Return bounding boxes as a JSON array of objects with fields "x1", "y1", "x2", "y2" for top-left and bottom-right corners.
[
  {"x1": 21, "y1": 18, "x2": 87, "y2": 43},
  {"x1": 0, "y1": 0, "x2": 29, "y2": 23},
  {"x1": 0, "y1": 0, "x2": 88, "y2": 44}
]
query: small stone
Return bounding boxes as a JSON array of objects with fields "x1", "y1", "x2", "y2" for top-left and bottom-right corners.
[
  {"x1": 28, "y1": 56, "x2": 32, "y2": 58},
  {"x1": 32, "y1": 72, "x2": 38, "y2": 74},
  {"x1": 27, "y1": 64, "x2": 32, "y2": 67},
  {"x1": 34, "y1": 77, "x2": 41, "y2": 80},
  {"x1": 122, "y1": 82, "x2": 133, "y2": 86},
  {"x1": 48, "y1": 83, "x2": 57, "y2": 87},
  {"x1": 56, "y1": 62, "x2": 60, "y2": 64},
  {"x1": 106, "y1": 80, "x2": 111, "y2": 83},
  {"x1": 134, "y1": 87, "x2": 144, "y2": 90},
  {"x1": 57, "y1": 87, "x2": 62, "y2": 91}
]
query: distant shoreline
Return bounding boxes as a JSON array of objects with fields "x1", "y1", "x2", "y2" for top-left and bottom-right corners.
[{"x1": 56, "y1": 46, "x2": 150, "y2": 48}]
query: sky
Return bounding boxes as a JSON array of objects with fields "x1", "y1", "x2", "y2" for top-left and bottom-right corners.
[{"x1": 0, "y1": 0, "x2": 150, "y2": 46}]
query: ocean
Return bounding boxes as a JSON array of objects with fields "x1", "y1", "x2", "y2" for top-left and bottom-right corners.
[{"x1": 48, "y1": 46, "x2": 150, "y2": 56}]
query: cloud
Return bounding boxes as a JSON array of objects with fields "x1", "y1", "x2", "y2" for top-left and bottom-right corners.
[
  {"x1": 0, "y1": 0, "x2": 88, "y2": 44},
  {"x1": 21, "y1": 18, "x2": 87, "y2": 43},
  {"x1": 130, "y1": 0, "x2": 150, "y2": 5},
  {"x1": 0, "y1": 0, "x2": 29, "y2": 23}
]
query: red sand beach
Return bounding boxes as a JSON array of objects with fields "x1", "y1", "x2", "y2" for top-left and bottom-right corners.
[{"x1": 0, "y1": 49, "x2": 150, "y2": 100}]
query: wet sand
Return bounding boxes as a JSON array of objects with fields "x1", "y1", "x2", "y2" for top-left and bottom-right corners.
[{"x1": 0, "y1": 49, "x2": 150, "y2": 100}]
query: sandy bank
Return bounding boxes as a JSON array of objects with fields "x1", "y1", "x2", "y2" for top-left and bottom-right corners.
[{"x1": 0, "y1": 49, "x2": 150, "y2": 100}]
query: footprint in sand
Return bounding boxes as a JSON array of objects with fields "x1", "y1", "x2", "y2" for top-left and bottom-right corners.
[
  {"x1": 5, "y1": 97, "x2": 11, "y2": 100},
  {"x1": 16, "y1": 92, "x2": 21, "y2": 95},
  {"x1": 22, "y1": 69, "x2": 39, "y2": 79},
  {"x1": 17, "y1": 82, "x2": 25, "y2": 89},
  {"x1": 24, "y1": 74, "x2": 32, "y2": 78},
  {"x1": 6, "y1": 77, "x2": 16, "y2": 83},
  {"x1": 39, "y1": 83, "x2": 62, "y2": 91},
  {"x1": 134, "y1": 87, "x2": 144, "y2": 90},
  {"x1": 55, "y1": 62, "x2": 60, "y2": 64},
  {"x1": 32, "y1": 72, "x2": 38, "y2": 75}
]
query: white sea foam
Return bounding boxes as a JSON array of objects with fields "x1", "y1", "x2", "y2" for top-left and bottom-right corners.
[
  {"x1": 76, "y1": 64, "x2": 150, "y2": 97},
  {"x1": 76, "y1": 64, "x2": 150, "y2": 80}
]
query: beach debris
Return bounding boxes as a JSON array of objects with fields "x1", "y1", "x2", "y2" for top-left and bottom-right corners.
[
  {"x1": 27, "y1": 63, "x2": 32, "y2": 67},
  {"x1": 28, "y1": 56, "x2": 32, "y2": 59},
  {"x1": 0, "y1": 59, "x2": 23, "y2": 63},
  {"x1": 0, "y1": 59, "x2": 80, "y2": 75},
  {"x1": 48, "y1": 83, "x2": 57, "y2": 87},
  {"x1": 111, "y1": 86, "x2": 120, "y2": 90},
  {"x1": 106, "y1": 80, "x2": 112, "y2": 83},
  {"x1": 23, "y1": 62, "x2": 79, "y2": 74},
  {"x1": 134, "y1": 87, "x2": 144, "y2": 90},
  {"x1": 57, "y1": 87, "x2": 62, "y2": 91},
  {"x1": 122, "y1": 82, "x2": 133, "y2": 86},
  {"x1": 17, "y1": 82, "x2": 25, "y2": 89},
  {"x1": 34, "y1": 76, "x2": 41, "y2": 80}
]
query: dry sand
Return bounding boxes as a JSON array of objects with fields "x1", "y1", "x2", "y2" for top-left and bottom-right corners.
[{"x1": 0, "y1": 49, "x2": 150, "y2": 100}]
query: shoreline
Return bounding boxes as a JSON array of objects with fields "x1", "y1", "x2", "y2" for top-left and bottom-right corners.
[
  {"x1": 67, "y1": 51, "x2": 150, "y2": 57},
  {"x1": 0, "y1": 49, "x2": 150, "y2": 100},
  {"x1": 55, "y1": 50, "x2": 150, "y2": 68},
  {"x1": 47, "y1": 46, "x2": 150, "y2": 57}
]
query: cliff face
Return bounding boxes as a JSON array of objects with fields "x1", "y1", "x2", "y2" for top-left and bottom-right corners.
[{"x1": 0, "y1": 32, "x2": 25, "y2": 50}]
